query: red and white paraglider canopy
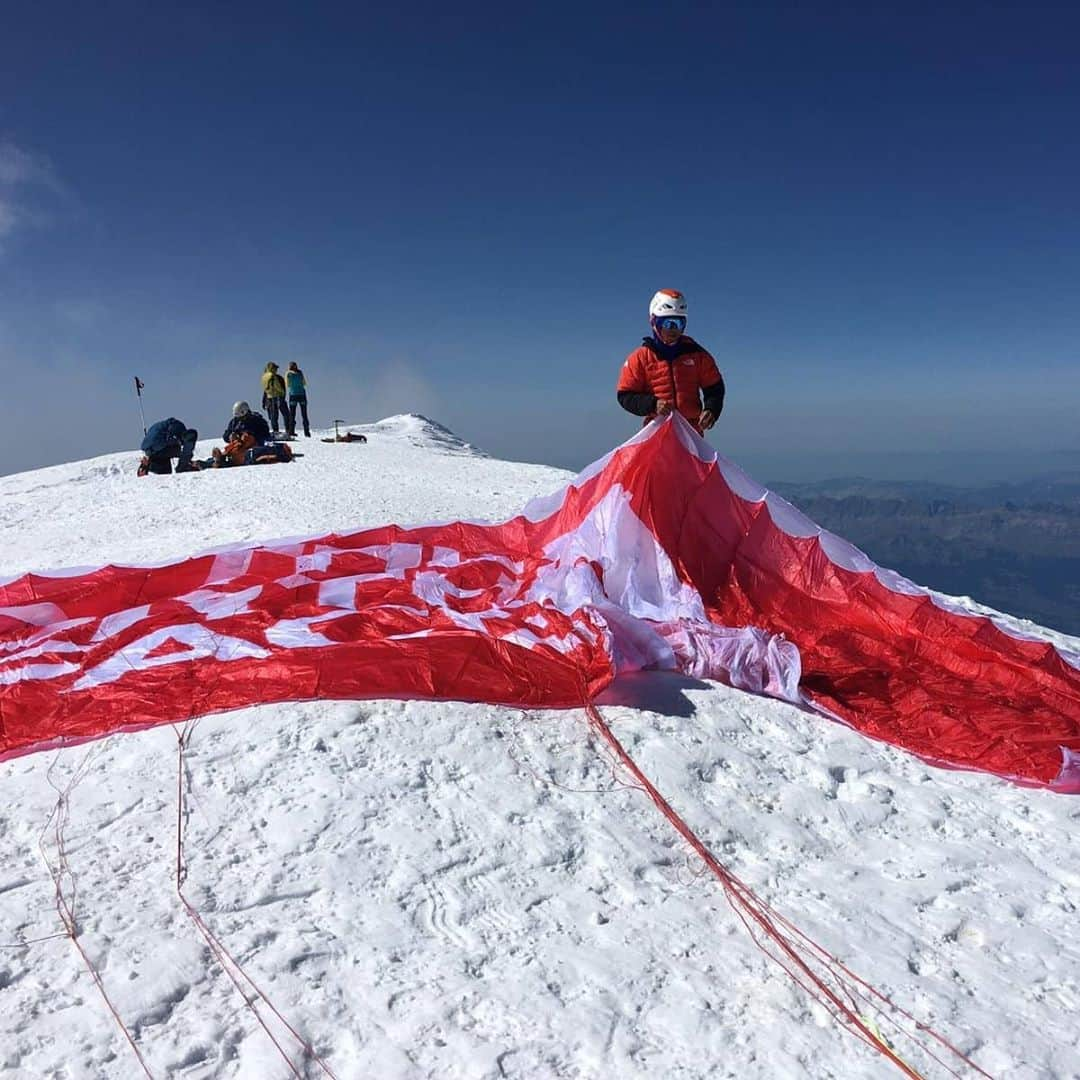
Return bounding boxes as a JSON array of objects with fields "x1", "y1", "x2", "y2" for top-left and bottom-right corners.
[{"x1": 2, "y1": 416, "x2": 1079, "y2": 790}]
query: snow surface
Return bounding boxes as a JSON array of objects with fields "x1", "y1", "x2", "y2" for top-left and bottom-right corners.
[{"x1": 1, "y1": 414, "x2": 1079, "y2": 1079}]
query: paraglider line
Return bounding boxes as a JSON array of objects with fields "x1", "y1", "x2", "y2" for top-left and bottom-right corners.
[
  {"x1": 501, "y1": 710, "x2": 645, "y2": 796},
  {"x1": 38, "y1": 747, "x2": 155, "y2": 1079},
  {"x1": 173, "y1": 725, "x2": 340, "y2": 1080},
  {"x1": 581, "y1": 696, "x2": 993, "y2": 1080}
]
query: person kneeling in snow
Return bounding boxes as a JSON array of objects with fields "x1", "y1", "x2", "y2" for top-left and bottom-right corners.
[
  {"x1": 616, "y1": 288, "x2": 725, "y2": 435},
  {"x1": 214, "y1": 400, "x2": 272, "y2": 466},
  {"x1": 138, "y1": 418, "x2": 199, "y2": 475}
]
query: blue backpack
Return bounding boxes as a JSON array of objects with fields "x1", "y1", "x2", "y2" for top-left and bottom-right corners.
[{"x1": 244, "y1": 442, "x2": 294, "y2": 465}]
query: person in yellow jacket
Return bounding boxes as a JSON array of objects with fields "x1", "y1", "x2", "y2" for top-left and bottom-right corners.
[{"x1": 260, "y1": 362, "x2": 290, "y2": 436}]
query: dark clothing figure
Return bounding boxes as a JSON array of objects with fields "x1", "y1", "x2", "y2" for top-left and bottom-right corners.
[
  {"x1": 265, "y1": 397, "x2": 288, "y2": 436},
  {"x1": 288, "y1": 397, "x2": 310, "y2": 438},
  {"x1": 222, "y1": 410, "x2": 271, "y2": 446},
  {"x1": 262, "y1": 363, "x2": 288, "y2": 435},
  {"x1": 139, "y1": 419, "x2": 198, "y2": 475}
]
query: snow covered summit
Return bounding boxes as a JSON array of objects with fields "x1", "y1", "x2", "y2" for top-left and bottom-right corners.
[{"x1": 363, "y1": 413, "x2": 490, "y2": 457}]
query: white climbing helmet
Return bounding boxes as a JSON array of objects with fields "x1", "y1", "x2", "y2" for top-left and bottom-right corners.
[
  {"x1": 232, "y1": 400, "x2": 251, "y2": 417},
  {"x1": 648, "y1": 289, "x2": 688, "y2": 319}
]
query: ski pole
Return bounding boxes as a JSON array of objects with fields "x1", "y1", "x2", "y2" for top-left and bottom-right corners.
[{"x1": 134, "y1": 376, "x2": 147, "y2": 434}]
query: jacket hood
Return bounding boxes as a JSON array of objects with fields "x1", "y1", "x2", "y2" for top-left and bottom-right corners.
[{"x1": 640, "y1": 334, "x2": 701, "y2": 362}]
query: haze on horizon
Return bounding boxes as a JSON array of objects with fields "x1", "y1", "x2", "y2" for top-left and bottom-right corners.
[{"x1": 2, "y1": 4, "x2": 1078, "y2": 486}]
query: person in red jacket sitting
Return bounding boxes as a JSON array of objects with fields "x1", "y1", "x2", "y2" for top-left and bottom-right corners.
[{"x1": 616, "y1": 288, "x2": 725, "y2": 434}]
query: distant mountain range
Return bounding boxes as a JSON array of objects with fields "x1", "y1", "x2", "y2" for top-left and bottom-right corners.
[{"x1": 770, "y1": 472, "x2": 1080, "y2": 637}]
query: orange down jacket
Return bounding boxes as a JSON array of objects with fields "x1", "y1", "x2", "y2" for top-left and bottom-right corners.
[{"x1": 617, "y1": 336, "x2": 723, "y2": 431}]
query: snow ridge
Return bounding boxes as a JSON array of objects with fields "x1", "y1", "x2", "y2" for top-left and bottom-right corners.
[{"x1": 360, "y1": 413, "x2": 490, "y2": 457}]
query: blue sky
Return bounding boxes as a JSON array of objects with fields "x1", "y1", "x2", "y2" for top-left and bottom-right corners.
[{"x1": 2, "y1": 2, "x2": 1078, "y2": 483}]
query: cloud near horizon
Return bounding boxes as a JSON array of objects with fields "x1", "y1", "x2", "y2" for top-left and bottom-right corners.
[{"x1": 0, "y1": 140, "x2": 64, "y2": 244}]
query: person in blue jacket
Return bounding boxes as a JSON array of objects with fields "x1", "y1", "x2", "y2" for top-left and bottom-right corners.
[
  {"x1": 285, "y1": 361, "x2": 311, "y2": 437},
  {"x1": 138, "y1": 418, "x2": 199, "y2": 475}
]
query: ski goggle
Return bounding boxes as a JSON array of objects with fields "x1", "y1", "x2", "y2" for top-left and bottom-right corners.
[{"x1": 655, "y1": 316, "x2": 686, "y2": 334}]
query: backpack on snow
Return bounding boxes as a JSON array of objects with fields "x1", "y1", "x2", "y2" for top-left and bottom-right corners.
[{"x1": 244, "y1": 442, "x2": 294, "y2": 465}]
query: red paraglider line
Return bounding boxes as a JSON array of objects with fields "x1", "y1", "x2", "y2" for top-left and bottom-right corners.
[
  {"x1": 33, "y1": 734, "x2": 335, "y2": 1080},
  {"x1": 31, "y1": 635, "x2": 340, "y2": 1080},
  {"x1": 581, "y1": 695, "x2": 995, "y2": 1080},
  {"x1": 173, "y1": 723, "x2": 340, "y2": 1080},
  {"x1": 39, "y1": 751, "x2": 155, "y2": 1080}
]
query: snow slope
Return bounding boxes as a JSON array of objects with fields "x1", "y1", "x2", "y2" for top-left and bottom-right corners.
[{"x1": 1, "y1": 416, "x2": 1078, "y2": 1079}]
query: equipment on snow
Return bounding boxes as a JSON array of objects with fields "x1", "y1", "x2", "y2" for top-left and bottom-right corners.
[
  {"x1": 320, "y1": 432, "x2": 367, "y2": 443},
  {"x1": 244, "y1": 442, "x2": 294, "y2": 465},
  {"x1": 321, "y1": 419, "x2": 368, "y2": 443}
]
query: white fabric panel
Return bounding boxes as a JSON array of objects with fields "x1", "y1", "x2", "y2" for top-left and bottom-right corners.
[
  {"x1": 4, "y1": 617, "x2": 93, "y2": 651},
  {"x1": 180, "y1": 585, "x2": 264, "y2": 619},
  {"x1": 0, "y1": 661, "x2": 80, "y2": 685},
  {"x1": 264, "y1": 611, "x2": 356, "y2": 649},
  {"x1": 205, "y1": 547, "x2": 254, "y2": 585},
  {"x1": 71, "y1": 625, "x2": 270, "y2": 691},
  {"x1": 0, "y1": 602, "x2": 69, "y2": 627},
  {"x1": 93, "y1": 606, "x2": 152, "y2": 641},
  {"x1": 764, "y1": 496, "x2": 821, "y2": 540},
  {"x1": 716, "y1": 458, "x2": 768, "y2": 502},
  {"x1": 1, "y1": 639, "x2": 88, "y2": 664},
  {"x1": 360, "y1": 543, "x2": 423, "y2": 572},
  {"x1": 818, "y1": 531, "x2": 878, "y2": 573}
]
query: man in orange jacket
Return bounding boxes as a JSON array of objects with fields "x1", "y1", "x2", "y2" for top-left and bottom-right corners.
[{"x1": 616, "y1": 289, "x2": 725, "y2": 434}]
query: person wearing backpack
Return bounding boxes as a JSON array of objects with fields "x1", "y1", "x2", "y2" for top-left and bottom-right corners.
[
  {"x1": 261, "y1": 362, "x2": 289, "y2": 436},
  {"x1": 138, "y1": 418, "x2": 199, "y2": 475},
  {"x1": 285, "y1": 361, "x2": 311, "y2": 437}
]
